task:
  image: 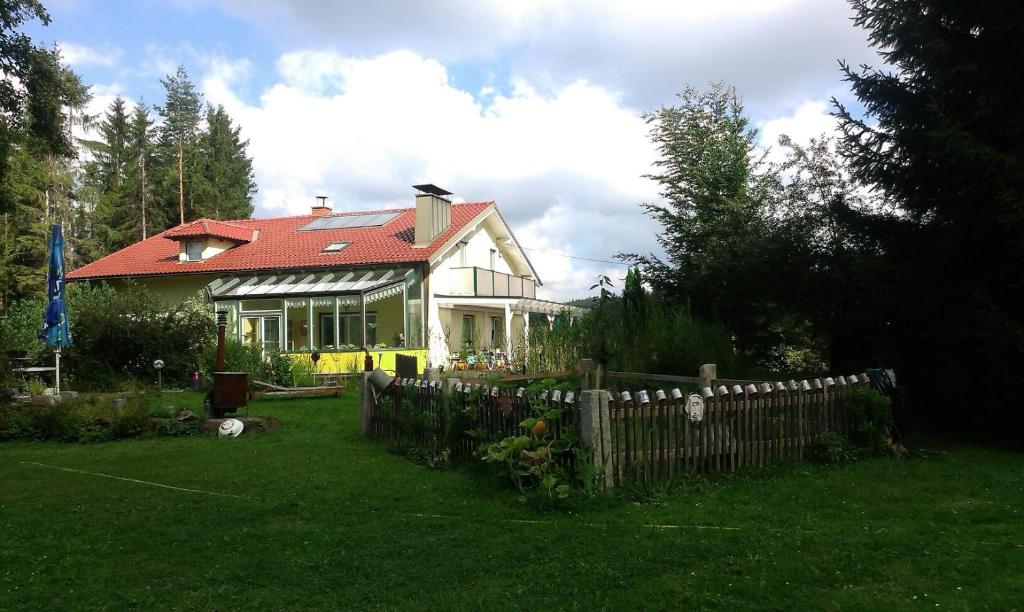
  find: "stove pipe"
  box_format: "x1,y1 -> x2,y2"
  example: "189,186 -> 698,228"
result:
215,311 -> 227,372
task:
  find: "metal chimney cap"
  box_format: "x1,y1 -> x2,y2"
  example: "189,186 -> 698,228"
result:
412,184 -> 452,197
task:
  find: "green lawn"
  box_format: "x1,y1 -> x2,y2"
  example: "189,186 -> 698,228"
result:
1,394 -> 1021,610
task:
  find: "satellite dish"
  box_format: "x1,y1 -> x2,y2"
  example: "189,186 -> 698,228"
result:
218,418 -> 244,438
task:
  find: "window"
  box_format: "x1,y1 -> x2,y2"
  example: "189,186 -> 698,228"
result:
489,248 -> 496,270
335,313 -> 360,347
322,241 -> 349,253
186,241 -> 203,261
462,314 -> 475,347
331,313 -> 377,347
490,315 -> 503,347
365,313 -> 377,346
458,241 -> 468,267
319,313 -> 335,347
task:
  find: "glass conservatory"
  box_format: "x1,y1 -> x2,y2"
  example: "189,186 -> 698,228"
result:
206,267 -> 425,371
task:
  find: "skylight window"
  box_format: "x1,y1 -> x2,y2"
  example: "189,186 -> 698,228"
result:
323,241 -> 350,253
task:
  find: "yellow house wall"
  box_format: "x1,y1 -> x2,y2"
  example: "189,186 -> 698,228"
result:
370,293 -> 405,348
288,348 -> 427,376
103,275 -> 216,306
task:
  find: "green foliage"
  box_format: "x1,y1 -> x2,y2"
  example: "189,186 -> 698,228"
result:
0,391 -> 200,443
834,1 -> 1024,429
479,396 -> 577,498
0,1 -> 81,197
24,376 -> 45,395
509,309 -> 592,373
196,105 -> 256,220
610,299 -> 748,376
0,282 -> 215,390
200,338 -> 299,388
845,387 -> 894,456
621,84 -> 875,375
65,283 -> 214,390
289,357 -> 316,387
806,432 -> 858,465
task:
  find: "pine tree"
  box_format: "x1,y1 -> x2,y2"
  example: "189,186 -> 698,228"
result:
198,104 -> 255,220
156,65 -> 202,226
834,0 -> 1024,427
124,102 -> 156,241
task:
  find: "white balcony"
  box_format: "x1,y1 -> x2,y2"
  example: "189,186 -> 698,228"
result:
448,267 -> 537,298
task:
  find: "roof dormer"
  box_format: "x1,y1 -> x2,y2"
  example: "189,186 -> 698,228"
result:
164,219 -> 254,263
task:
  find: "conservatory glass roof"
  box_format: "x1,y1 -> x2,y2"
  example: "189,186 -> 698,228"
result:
206,268 -> 410,299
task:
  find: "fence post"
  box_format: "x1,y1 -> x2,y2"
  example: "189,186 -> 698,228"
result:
579,358 -> 594,389
699,363 -> 717,390
441,378 -> 455,443
359,372 -> 373,436
580,389 -> 614,490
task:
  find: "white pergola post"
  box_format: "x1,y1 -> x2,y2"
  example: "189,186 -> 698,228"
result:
281,298 -> 288,351
402,282 -> 409,348
360,292 -> 367,348
503,302 -> 512,352
307,299 -> 315,350
333,296 -> 340,349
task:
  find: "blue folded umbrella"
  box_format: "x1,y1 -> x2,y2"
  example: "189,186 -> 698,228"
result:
39,224 -> 71,348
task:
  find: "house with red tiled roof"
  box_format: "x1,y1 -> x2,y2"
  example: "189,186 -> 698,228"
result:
68,185 -> 578,373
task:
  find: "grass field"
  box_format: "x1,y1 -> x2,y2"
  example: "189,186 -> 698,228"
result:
1,393 -> 1021,610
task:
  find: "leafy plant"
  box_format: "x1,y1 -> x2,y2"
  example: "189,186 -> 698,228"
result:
479,396 -> 574,498
845,387 -> 894,456
806,432 -> 858,465
25,377 -> 46,396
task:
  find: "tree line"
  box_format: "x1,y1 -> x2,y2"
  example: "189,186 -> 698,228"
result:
625,0 -> 1023,431
0,0 -> 255,309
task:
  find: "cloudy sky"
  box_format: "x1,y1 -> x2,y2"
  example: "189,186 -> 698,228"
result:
31,0 -> 877,300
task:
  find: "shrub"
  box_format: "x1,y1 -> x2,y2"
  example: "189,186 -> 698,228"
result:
806,432 -> 858,464
0,282 -> 216,391
0,392 -> 199,443
846,387 -> 895,455
200,339 -> 304,388
64,283 -> 215,391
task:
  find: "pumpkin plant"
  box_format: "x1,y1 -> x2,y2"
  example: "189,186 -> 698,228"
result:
480,400 -> 573,498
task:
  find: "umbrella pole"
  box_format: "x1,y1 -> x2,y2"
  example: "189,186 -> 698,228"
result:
55,347 -> 60,395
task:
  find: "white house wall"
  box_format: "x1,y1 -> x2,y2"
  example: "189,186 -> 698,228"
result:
426,211 -> 533,367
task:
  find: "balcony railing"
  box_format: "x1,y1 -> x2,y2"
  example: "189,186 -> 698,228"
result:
449,267 -> 536,298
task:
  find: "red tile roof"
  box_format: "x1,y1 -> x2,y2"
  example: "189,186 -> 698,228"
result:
163,219 -> 254,243
68,202 -> 494,280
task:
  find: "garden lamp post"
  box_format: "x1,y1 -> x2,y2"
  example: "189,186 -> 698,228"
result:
154,359 -> 164,389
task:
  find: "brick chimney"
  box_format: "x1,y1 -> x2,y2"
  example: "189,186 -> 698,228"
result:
311,195 -> 332,216
413,184 -> 452,247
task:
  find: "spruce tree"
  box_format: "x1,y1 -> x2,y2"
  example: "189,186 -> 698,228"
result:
835,0 -> 1024,427
198,104 -> 255,220
82,96 -> 132,253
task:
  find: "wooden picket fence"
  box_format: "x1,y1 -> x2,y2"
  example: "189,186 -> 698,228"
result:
362,368 -> 877,488
367,379 -> 581,458
605,378 -> 862,486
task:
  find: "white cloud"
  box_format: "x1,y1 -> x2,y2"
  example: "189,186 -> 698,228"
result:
757,99 -> 841,162
200,49 -> 660,301
219,0 -> 876,114
58,42 -> 121,67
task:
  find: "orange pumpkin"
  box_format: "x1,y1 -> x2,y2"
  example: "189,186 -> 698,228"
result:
533,419 -> 548,437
